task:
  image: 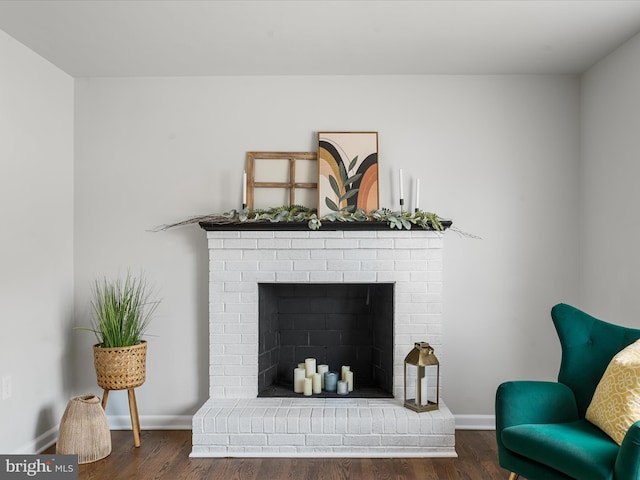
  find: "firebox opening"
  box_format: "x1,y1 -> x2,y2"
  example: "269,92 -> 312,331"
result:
258,283 -> 394,398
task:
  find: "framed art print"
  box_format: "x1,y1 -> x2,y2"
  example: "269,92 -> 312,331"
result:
317,132 -> 379,218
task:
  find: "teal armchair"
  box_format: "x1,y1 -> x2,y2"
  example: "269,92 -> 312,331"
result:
496,303 -> 640,480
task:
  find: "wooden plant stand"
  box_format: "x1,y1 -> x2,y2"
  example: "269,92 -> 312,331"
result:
101,388 -> 141,447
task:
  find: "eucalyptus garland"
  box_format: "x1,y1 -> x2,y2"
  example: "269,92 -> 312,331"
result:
220,205 -> 446,231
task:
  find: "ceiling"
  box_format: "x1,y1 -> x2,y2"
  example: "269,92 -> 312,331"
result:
1,0 -> 640,77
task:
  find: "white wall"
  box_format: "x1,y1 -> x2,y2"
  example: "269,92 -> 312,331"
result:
74,75 -> 580,420
580,32 -> 640,323
0,30 -> 74,453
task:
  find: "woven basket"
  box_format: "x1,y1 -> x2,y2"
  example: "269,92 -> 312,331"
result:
57,394 -> 111,463
93,341 -> 147,390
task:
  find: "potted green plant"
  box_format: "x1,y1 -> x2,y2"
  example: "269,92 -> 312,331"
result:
82,271 -> 159,390
77,271 -> 159,447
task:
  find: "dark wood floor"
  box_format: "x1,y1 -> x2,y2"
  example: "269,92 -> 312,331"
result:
45,430 -> 509,480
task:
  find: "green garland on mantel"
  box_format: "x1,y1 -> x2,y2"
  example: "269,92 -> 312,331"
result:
155,205 -> 450,232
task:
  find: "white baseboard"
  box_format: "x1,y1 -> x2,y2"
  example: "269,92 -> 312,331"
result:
454,414 -> 496,430
15,426 -> 59,455
106,414 -> 192,430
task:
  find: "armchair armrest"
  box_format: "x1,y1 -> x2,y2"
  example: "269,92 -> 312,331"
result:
615,421 -> 640,480
496,381 -> 579,431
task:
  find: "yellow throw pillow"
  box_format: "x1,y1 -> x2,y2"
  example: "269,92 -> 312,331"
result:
586,339 -> 640,445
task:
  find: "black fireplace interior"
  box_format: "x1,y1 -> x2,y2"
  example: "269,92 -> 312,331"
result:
258,283 -> 394,398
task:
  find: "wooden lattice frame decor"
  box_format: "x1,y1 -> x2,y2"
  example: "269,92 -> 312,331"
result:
246,152 -> 317,210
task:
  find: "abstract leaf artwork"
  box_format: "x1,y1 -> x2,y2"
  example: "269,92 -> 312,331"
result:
317,132 -> 379,218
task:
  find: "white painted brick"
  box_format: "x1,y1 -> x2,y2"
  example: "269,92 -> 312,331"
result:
394,260 -> 428,272
224,344 -> 256,355
223,365 -> 255,376
259,260 -> 293,272
343,271 -> 377,283
209,260 -> 225,271
291,239 -> 325,249
347,408 -> 360,433
323,408 -> 336,434
311,407 -> 324,434
313,230 -> 344,238
361,260 -> 394,271
275,271 -> 310,282
237,231 -> 275,239
276,250 -> 310,260
275,409 -> 288,433
394,238 -> 429,249
305,434 -> 343,446
241,271 -> 276,282
192,434 -> 230,446
335,408 -> 348,434
207,238 -> 223,249
311,249 -> 344,260
381,435 -> 418,446
257,238 -> 292,249
210,271 -> 242,282
309,271 -> 343,282
325,239 -> 359,249
428,260 -> 443,271
292,260 -> 327,271
243,249 -> 277,261
343,230 -> 376,238
223,323 -> 255,334
223,282 -> 255,293
327,260 -> 360,271
223,239 -> 258,249
208,231 -> 240,239
428,237 -> 444,248
343,435 -> 381,446
271,231 -> 311,238
287,408 -> 300,433
223,386 -> 256,398
358,238 -> 394,249
377,271 -> 410,282
210,332 -> 242,344
267,434 -> 306,446
298,408 -> 312,433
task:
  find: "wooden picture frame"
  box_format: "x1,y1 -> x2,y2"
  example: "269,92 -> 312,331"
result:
317,132 -> 379,218
246,152 -> 317,210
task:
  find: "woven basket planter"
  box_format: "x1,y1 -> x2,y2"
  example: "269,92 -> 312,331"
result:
57,394 -> 111,463
93,341 -> 147,390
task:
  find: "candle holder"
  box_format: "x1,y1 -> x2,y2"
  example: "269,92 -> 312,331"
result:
404,342 -> 440,412
400,198 -> 405,212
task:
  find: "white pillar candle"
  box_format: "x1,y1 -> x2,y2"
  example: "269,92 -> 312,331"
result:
298,363 -> 305,369
294,367 -> 306,394
305,358 -> 316,378
415,178 -> 420,211
337,380 -> 348,395
345,370 -> 354,392
303,378 -> 312,396
312,373 -> 322,394
242,170 -> 247,206
399,169 -> 404,201
317,364 -> 329,388
341,365 -> 350,381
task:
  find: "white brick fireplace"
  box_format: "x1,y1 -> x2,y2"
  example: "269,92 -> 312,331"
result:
191,226 -> 456,457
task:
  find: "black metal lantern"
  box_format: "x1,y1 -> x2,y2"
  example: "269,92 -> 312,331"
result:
404,342 -> 440,412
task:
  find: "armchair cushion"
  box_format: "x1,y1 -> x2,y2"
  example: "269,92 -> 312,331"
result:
586,338 -> 640,445
502,420 -> 618,480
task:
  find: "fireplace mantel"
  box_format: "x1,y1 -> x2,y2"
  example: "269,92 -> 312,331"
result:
199,219 -> 452,231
